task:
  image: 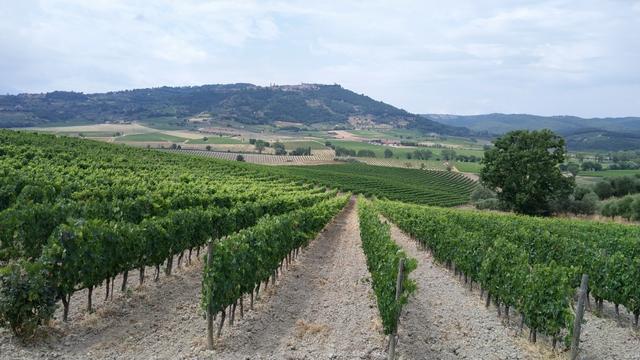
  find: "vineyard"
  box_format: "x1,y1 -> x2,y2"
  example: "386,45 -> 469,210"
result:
174,148 -> 335,164
1,130 -> 637,359
0,130 -> 344,337
376,199 -> 640,346
271,163 -> 478,206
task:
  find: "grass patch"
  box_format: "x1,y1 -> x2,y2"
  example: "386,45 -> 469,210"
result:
281,140 -> 327,150
188,136 -> 242,144
454,161 -> 483,173
116,133 -> 188,142
579,169 -> 640,178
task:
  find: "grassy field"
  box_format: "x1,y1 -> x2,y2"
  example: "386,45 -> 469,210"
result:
281,140 -> 327,150
60,131 -> 120,137
116,133 -> 189,142
330,140 -> 485,159
270,163 -> 478,206
579,169 -> 640,178
188,136 -> 243,144
454,161 -> 483,173
354,158 -> 446,170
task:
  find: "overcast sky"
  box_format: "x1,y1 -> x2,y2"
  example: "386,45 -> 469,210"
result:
1,0 -> 639,117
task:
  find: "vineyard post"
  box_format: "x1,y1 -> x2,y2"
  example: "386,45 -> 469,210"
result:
570,274 -> 589,360
388,258 -> 405,360
206,240 -> 214,350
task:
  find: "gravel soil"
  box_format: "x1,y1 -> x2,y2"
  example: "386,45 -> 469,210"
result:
385,218 -> 640,360
210,197 -> 386,359
0,198 -> 387,359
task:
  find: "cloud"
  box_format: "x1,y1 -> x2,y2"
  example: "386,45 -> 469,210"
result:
0,0 -> 638,117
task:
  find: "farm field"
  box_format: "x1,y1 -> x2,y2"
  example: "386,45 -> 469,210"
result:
579,169 -> 640,178
353,157 -> 447,170
281,140 -> 327,150
454,161 -> 483,173
26,123 -> 157,135
330,139 -> 485,159
175,148 -> 335,165
187,136 -> 243,144
270,163 -> 478,206
115,132 -> 189,142
1,129 -> 636,360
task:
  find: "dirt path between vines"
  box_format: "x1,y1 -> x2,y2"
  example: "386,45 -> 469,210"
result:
0,198 -> 387,359
210,197 -> 386,359
386,218 -> 640,360
386,219 -> 549,360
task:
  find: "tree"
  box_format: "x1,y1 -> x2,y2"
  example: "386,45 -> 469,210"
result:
441,149 -> 457,161
384,148 -> 393,158
236,155 -> 245,162
566,163 -> 580,176
273,142 -> 287,155
356,149 -> 376,157
255,140 -> 266,154
581,161 -> 602,171
480,130 -> 574,216
594,181 -> 614,199
206,145 -> 212,151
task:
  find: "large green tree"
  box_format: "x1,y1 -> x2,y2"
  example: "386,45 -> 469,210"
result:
480,129 -> 574,215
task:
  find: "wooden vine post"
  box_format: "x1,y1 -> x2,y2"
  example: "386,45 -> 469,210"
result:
206,239 -> 215,350
570,274 -> 589,360
388,258 -> 405,360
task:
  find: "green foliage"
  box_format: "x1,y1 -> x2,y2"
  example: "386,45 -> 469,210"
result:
521,264 -> 574,340
0,84 -> 468,136
335,146 -> 357,157
0,260 -> 57,337
600,194 -> 640,220
356,149 -> 376,157
440,149 -> 456,161
481,130 -> 575,215
581,161 -> 602,171
0,129 -> 345,336
273,142 -> 287,155
270,163 -> 477,206
593,180 -> 614,199
357,198 -> 416,334
289,147 -> 311,156
377,199 -> 640,337
470,185 -> 496,203
202,196 -> 349,314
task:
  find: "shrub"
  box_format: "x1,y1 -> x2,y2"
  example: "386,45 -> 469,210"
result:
0,260 -> 57,337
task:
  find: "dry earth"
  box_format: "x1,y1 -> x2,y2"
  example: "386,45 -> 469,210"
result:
27,123 -> 156,135
0,198 -> 386,359
2,200 -> 636,359
385,218 -> 640,360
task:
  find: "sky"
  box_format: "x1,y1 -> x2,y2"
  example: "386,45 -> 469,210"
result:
1,0 -> 639,117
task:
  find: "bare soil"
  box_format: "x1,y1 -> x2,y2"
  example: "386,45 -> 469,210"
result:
385,217 -> 640,360
0,198 -> 386,359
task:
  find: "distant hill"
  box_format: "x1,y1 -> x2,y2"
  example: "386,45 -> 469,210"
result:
561,128 -> 640,151
0,83 -> 471,136
425,113 -> 640,134
425,113 -> 640,151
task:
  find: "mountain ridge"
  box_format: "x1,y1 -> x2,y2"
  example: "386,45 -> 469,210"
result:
0,83 -> 472,136
424,113 -> 640,134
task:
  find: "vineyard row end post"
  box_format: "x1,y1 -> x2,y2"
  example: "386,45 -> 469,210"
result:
388,258 -> 405,360
570,274 -> 589,360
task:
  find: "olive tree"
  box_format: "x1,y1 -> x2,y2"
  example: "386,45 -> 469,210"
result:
480,130 -> 574,216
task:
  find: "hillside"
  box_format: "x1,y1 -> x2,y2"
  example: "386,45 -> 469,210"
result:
0,84 -> 471,136
427,113 -> 640,151
426,113 -> 640,134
